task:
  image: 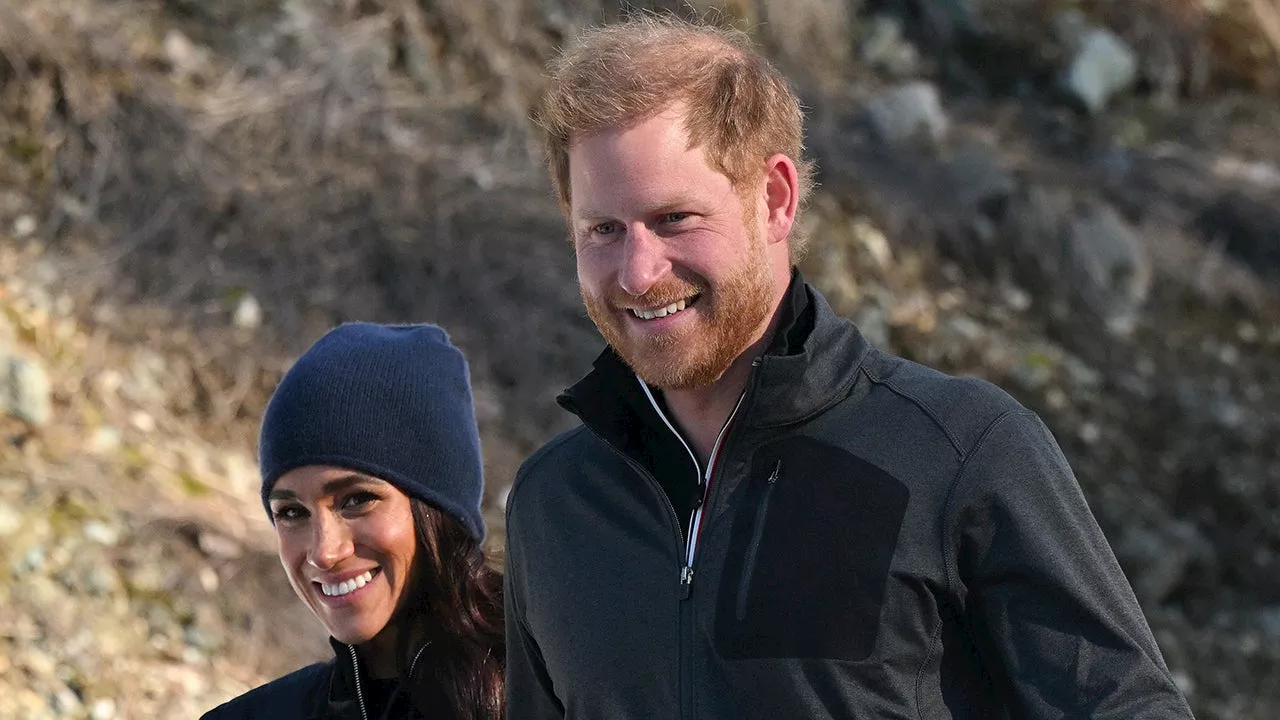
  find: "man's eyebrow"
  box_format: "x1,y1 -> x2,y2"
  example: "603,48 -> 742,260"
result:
574,196 -> 703,223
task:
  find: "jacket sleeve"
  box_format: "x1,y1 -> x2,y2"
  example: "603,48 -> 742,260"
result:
504,494 -> 566,719
946,410 -> 1194,719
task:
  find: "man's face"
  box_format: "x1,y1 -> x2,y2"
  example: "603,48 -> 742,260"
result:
568,105 -> 777,390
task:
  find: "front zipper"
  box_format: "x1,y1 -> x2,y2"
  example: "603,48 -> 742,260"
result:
636,377 -> 709,598
571,357 -> 766,720
737,459 -> 781,620
346,644 -> 370,720
637,374 -> 750,599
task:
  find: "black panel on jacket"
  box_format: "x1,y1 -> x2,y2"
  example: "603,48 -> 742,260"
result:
716,435 -> 911,661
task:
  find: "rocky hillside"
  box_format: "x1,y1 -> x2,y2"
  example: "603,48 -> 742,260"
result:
1,0 -> 1278,717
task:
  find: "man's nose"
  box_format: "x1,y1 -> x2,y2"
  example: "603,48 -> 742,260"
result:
307,513 -> 354,570
618,226 -> 671,297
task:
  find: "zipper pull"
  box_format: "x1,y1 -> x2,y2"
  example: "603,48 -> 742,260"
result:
679,565 -> 694,599
767,459 -> 781,484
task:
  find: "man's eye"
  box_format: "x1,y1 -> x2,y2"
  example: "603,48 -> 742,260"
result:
660,212 -> 691,224
592,221 -> 620,236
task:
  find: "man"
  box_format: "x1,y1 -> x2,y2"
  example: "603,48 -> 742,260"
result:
503,14 -> 1194,720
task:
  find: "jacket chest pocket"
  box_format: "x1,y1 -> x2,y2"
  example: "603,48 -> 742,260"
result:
714,437 -> 910,662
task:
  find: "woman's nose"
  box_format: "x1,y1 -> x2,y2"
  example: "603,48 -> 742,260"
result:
306,513 -> 354,570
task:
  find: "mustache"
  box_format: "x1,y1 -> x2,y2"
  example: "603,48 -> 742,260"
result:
605,278 -> 703,308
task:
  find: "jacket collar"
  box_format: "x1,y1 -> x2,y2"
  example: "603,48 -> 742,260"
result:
317,638 -> 365,720
748,279 -> 870,428
559,269 -> 871,437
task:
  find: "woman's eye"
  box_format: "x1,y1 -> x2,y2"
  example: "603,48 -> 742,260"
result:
342,491 -> 379,510
272,504 -> 307,522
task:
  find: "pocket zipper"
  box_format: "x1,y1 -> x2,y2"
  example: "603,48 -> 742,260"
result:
736,459 -> 781,621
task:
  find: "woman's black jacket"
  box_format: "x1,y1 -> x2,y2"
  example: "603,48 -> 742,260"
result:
200,638 -> 424,720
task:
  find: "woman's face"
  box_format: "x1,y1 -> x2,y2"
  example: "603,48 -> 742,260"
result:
268,466 -> 419,649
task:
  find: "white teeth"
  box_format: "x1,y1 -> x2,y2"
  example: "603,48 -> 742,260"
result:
321,570 -> 374,597
634,299 -> 688,320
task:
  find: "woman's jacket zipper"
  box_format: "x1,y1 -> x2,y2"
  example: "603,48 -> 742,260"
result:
346,644 -> 370,720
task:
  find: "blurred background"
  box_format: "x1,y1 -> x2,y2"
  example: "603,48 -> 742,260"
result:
0,0 -> 1277,716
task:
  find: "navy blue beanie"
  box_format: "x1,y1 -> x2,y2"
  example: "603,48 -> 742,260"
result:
258,322 -> 486,541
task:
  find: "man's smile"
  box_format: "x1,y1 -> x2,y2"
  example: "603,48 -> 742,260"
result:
627,294 -> 701,321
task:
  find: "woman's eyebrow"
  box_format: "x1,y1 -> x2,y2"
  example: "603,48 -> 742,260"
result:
267,473 -> 375,502
321,473 -> 375,495
267,487 -> 297,501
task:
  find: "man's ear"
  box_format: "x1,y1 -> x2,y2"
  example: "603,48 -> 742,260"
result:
762,153 -> 799,244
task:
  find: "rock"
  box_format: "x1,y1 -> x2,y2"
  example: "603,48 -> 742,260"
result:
16,646 -> 57,679
1117,520 -> 1214,605
233,293 -> 262,330
944,315 -> 985,343
130,410 -> 156,433
1077,422 -> 1101,444
942,145 -> 1015,212
1064,204 -> 1151,335
0,189 -> 28,216
199,566 -> 219,592
197,532 -> 242,560
16,545 -> 46,575
859,15 -> 919,78
1211,398 -> 1245,429
1260,606 -> 1280,642
162,29 -> 208,77
854,306 -> 891,347
84,565 -> 122,596
1212,155 -> 1280,191
90,698 -> 117,720
3,353 -> 53,427
12,215 -> 37,239
126,563 -> 168,595
83,521 -> 121,547
1009,350 -> 1054,392
13,688 -> 51,720
122,350 -> 169,406
1194,192 -> 1280,277
1172,671 -> 1196,698
1062,25 -> 1138,114
1060,355 -> 1102,390
865,82 -> 949,146
999,283 -> 1031,312
88,426 -> 122,455
0,504 -> 22,536
851,218 -> 893,269
51,683 -> 83,715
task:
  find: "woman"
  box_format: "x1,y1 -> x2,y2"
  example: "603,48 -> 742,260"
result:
202,322 -> 504,719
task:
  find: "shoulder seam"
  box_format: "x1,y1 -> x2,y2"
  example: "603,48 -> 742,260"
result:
938,408 -> 1038,598
860,359 -> 967,460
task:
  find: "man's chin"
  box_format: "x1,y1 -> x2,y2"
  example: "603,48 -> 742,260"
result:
626,351 -> 729,391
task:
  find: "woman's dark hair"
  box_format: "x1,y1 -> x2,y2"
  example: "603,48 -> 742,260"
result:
396,499 -> 505,719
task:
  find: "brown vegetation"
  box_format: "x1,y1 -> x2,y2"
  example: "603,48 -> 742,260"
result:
1,0 -> 1279,717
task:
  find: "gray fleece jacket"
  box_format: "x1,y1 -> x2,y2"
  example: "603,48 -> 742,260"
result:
504,277 -> 1194,719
